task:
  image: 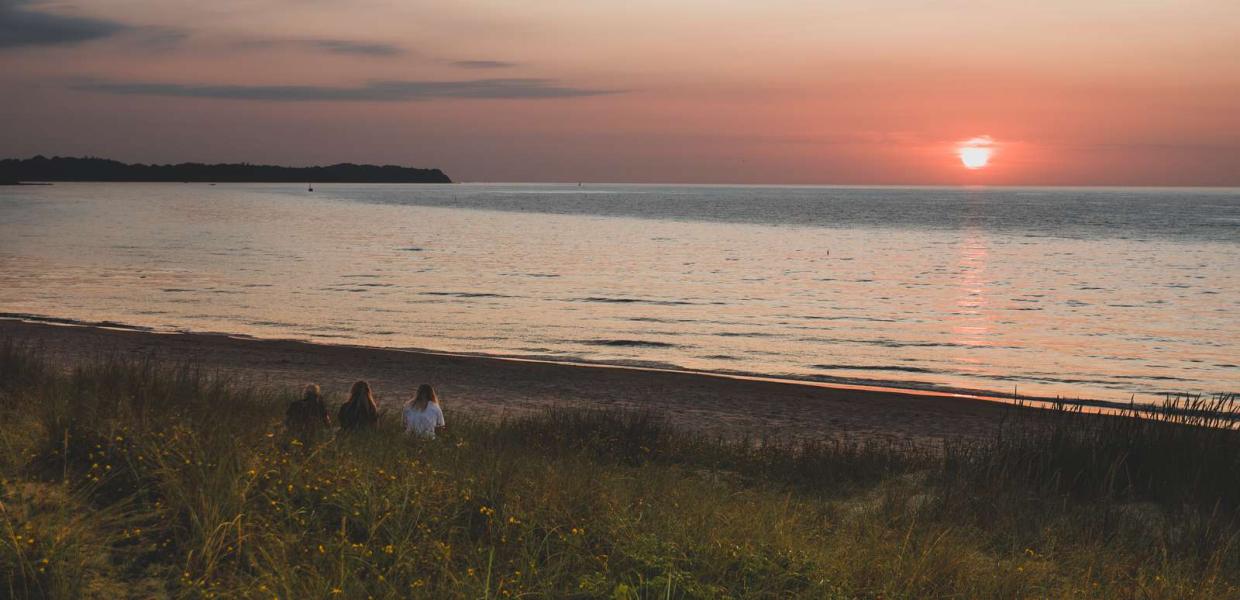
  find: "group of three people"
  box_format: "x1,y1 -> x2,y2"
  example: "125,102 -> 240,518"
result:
285,380 -> 446,440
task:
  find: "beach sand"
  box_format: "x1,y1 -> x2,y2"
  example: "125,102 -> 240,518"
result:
0,319 -> 1020,444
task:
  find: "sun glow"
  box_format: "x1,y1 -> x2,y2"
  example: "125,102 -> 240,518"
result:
957,136 -> 995,170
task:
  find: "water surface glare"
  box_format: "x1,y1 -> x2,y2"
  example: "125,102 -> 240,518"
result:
1,182 -> 1237,402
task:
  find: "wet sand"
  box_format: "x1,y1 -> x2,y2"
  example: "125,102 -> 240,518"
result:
0,319 -> 1022,444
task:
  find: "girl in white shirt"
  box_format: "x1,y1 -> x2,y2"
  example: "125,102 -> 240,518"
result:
403,384 -> 445,438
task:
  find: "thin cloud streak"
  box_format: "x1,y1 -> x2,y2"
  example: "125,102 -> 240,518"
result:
453,60 -> 518,69
0,0 -> 127,48
239,37 -> 405,56
308,39 -> 402,56
73,78 -> 620,101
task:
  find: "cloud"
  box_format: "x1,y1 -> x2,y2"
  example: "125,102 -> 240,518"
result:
74,78 -> 620,101
453,60 -> 518,69
307,39 -> 402,56
133,27 -> 189,50
239,37 -> 404,57
0,0 -> 127,48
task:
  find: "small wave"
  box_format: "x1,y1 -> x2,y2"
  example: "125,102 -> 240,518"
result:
420,292 -> 515,299
575,296 -> 697,306
309,325 -> 354,333
578,339 -> 681,348
247,320 -> 299,328
1112,374 -> 1194,382
1001,372 -> 1144,386
867,339 -> 971,349
606,359 -> 684,370
0,313 -> 155,332
799,373 -> 942,390
714,331 -> 780,338
814,363 -> 936,374
501,272 -> 560,278
796,315 -> 901,323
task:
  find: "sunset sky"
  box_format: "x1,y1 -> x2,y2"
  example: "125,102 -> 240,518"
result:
2,0 -> 1238,185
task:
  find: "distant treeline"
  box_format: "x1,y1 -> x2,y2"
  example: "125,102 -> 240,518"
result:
0,156 -> 452,184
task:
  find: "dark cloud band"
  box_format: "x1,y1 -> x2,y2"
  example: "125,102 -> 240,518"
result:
74,78 -> 618,101
0,0 -> 127,48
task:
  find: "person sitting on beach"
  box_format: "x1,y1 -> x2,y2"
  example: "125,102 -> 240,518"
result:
338,380 -> 380,431
402,384 -> 446,439
285,383 -> 331,441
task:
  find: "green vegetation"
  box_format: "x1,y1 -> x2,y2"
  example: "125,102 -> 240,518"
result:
1,341 -> 1238,599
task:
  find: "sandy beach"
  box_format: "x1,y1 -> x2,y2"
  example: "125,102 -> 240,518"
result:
0,318 -> 1023,444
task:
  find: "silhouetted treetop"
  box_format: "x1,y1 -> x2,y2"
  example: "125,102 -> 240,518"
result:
0,155 -> 452,183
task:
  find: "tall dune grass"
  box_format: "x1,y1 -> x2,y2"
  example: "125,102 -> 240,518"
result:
1,340 -> 1237,598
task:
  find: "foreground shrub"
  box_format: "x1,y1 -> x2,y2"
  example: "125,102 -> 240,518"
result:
0,341 -> 1237,598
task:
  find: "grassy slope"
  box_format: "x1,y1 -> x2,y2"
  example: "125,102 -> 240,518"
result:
1,341 -> 1238,599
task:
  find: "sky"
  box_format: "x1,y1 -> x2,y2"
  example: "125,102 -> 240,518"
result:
1,0 -> 1238,185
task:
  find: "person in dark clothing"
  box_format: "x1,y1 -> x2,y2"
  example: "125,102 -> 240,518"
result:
338,380 -> 380,431
285,383 -> 331,443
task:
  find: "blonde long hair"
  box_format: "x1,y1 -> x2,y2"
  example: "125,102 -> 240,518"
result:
408,384 -> 440,411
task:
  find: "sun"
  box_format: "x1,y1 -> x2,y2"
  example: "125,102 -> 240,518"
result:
956,136 -> 995,170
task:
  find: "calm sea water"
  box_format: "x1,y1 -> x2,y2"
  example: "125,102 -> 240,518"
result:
1,182 -> 1236,402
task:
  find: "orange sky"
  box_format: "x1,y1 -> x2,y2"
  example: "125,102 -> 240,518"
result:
2,0 -> 1238,184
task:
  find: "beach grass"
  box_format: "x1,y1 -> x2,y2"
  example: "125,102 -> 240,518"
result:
1,340 -> 1238,598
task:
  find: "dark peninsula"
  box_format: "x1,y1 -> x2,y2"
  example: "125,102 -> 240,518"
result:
0,155 -> 452,184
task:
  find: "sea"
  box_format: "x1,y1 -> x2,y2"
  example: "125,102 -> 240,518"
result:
1,182 -> 1236,403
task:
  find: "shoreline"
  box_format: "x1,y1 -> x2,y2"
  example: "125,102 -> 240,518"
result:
1,312 -> 1153,411
0,318 -> 1034,444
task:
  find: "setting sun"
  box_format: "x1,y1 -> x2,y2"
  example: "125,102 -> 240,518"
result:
957,136 -> 995,169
